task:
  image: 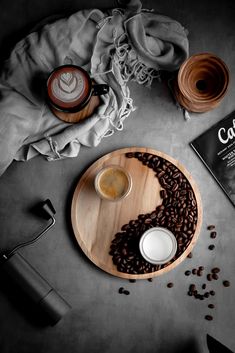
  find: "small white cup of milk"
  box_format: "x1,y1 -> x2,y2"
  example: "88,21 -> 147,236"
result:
139,227 -> 177,265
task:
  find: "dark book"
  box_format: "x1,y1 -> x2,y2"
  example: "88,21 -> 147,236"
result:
190,111 -> 235,207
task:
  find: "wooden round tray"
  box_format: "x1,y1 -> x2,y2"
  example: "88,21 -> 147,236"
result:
71,147 -> 203,279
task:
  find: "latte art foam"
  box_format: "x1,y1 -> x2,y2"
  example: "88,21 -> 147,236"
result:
51,71 -> 85,103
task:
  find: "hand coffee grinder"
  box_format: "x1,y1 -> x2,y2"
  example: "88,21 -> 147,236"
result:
0,199 -> 71,325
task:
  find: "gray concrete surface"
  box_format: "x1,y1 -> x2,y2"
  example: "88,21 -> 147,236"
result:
0,1 -> 235,353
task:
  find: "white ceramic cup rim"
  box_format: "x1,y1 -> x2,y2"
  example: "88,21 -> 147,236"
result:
139,227 -> 177,265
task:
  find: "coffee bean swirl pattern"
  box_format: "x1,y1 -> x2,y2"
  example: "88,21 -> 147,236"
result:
109,152 -> 198,275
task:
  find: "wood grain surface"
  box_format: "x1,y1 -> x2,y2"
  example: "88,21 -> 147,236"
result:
174,53 -> 229,113
71,147 -> 203,279
51,94 -> 100,123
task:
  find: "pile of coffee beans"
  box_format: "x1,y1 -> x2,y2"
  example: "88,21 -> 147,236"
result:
109,151 -> 198,275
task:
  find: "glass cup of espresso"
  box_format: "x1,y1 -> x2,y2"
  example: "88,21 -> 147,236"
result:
94,165 -> 132,201
47,65 -> 109,113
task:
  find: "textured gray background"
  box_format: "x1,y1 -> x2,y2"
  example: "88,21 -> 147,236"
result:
0,0 -> 235,352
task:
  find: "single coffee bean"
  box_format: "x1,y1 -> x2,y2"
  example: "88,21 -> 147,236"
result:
118,287 -> 124,294
187,252 -> 193,258
185,270 -> 191,276
204,292 -> 210,298
160,189 -> 167,199
208,244 -> 215,250
147,278 -> 153,282
207,225 -> 215,230
205,315 -> 213,321
158,171 -> 165,178
202,284 -> 206,290
126,152 -> 134,158
199,266 -> 204,271
129,279 -> 136,283
208,304 -> 215,309
197,270 -> 203,277
123,290 -> 130,295
150,212 -> 157,219
211,267 -> 220,273
122,248 -> 128,256
212,273 -> 218,280
223,280 -> 230,287
173,172 -> 180,179
207,274 -> 212,281
210,290 -> 215,296
210,231 -> 217,239
167,282 -> 174,288
192,269 -> 197,275
144,218 -> 152,224
189,284 -> 196,292
134,152 -> 143,159
172,183 -> 178,192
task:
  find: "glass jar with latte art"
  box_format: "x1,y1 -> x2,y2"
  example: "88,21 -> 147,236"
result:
47,65 -> 109,113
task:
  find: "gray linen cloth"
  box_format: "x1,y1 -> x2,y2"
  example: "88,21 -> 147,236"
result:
0,0 -> 189,175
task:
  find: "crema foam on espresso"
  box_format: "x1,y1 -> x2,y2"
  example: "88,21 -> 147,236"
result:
96,167 -> 130,201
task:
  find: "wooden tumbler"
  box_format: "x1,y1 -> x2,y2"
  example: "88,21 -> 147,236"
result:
174,53 -> 229,113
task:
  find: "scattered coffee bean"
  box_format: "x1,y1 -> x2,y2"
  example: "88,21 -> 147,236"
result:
199,266 -> 204,271
211,267 -> 220,273
204,292 -> 210,298
207,274 -> 212,281
192,269 -> 197,275
118,287 -> 124,294
123,290 -> 130,295
205,315 -> 213,321
167,282 -> 174,288
208,244 -> 215,250
189,284 -> 196,292
185,270 -> 191,276
212,273 -> 218,280
197,270 -> 203,277
188,291 -> 193,296
147,278 -> 153,282
207,225 -> 215,230
187,252 -> 193,258
208,304 -> 215,309
223,280 -> 230,287
210,231 -> 217,239
129,279 -> 136,283
210,290 -> 215,296
202,283 -> 206,290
